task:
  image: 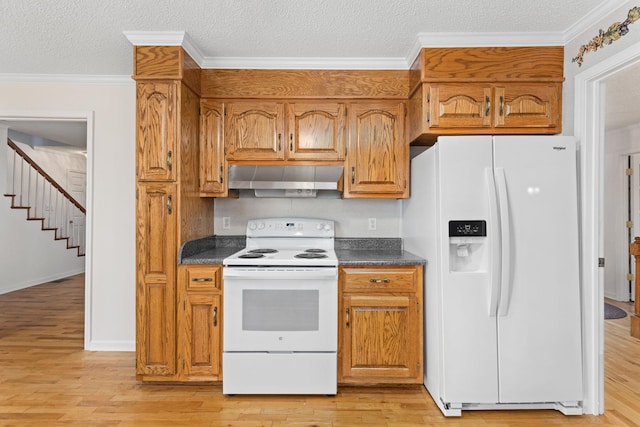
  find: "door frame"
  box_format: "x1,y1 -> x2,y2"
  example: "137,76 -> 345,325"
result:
631,153 -> 640,302
574,41 -> 640,415
0,109 -> 94,350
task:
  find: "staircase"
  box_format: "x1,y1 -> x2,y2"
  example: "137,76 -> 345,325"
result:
4,139 -> 86,256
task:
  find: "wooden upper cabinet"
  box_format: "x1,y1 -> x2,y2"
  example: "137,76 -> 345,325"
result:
221,101 -> 346,163
225,102 -> 285,161
493,84 -> 560,129
286,103 -> 346,161
344,102 -> 408,198
408,47 -> 565,145
425,83 -> 560,132
199,101 -> 228,196
136,82 -> 178,181
427,84 -> 492,129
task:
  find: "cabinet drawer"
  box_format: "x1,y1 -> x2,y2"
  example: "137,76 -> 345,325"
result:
184,265 -> 221,291
340,266 -> 417,292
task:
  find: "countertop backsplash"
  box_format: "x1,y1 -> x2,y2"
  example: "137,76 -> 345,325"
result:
213,195 -> 402,237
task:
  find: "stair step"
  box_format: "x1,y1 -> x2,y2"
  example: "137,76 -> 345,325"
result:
5,184 -> 85,257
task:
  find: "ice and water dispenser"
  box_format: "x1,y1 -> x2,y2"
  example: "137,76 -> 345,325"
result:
448,220 -> 487,272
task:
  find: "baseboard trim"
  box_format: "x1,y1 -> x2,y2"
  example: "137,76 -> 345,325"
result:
85,340 -> 135,352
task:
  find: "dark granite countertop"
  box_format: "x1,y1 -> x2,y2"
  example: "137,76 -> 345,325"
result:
334,238 -> 424,266
178,236 -> 244,265
178,236 -> 425,266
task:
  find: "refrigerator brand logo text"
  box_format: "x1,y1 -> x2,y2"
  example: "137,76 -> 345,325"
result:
552,146 -> 567,151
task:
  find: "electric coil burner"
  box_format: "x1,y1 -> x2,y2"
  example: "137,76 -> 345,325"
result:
222,218 -> 338,395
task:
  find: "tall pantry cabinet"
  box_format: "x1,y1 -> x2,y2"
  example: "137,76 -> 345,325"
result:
134,46 -> 214,381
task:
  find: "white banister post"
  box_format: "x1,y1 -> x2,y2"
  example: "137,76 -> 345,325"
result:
0,125 -> 8,195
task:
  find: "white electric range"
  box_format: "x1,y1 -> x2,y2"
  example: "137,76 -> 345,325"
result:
222,218 -> 338,395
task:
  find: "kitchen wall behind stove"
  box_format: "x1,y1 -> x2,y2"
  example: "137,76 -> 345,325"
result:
214,193 -> 402,237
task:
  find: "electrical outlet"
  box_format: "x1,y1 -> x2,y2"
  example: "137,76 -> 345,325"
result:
368,218 -> 377,231
222,217 -> 231,230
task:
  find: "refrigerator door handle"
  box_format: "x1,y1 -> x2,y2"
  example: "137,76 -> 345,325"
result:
495,167 -> 512,316
486,167 -> 501,317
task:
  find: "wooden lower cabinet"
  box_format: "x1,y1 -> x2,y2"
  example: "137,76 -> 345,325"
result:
136,182 -> 177,379
338,265 -> 423,384
177,265 -> 223,381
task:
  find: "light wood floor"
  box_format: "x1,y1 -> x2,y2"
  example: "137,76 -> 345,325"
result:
1,275 -> 639,426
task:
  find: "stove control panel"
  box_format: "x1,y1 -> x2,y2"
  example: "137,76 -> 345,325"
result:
246,218 -> 334,238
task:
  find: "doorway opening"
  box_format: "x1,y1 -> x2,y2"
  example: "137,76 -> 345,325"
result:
0,111 -> 93,349
575,41 -> 640,415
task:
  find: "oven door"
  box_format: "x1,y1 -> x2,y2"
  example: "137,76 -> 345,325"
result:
223,267 -> 337,352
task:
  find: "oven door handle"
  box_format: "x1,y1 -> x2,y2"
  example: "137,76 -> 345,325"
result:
223,267 -> 338,280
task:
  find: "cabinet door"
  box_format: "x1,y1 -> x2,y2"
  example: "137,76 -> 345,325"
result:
181,293 -> 221,378
136,182 -> 177,377
225,102 -> 285,161
286,103 -> 346,161
136,82 -> 177,181
178,265 -> 222,379
345,102 -> 408,198
200,101 -> 228,196
494,83 -> 560,129
427,84 -> 492,129
341,294 -> 420,382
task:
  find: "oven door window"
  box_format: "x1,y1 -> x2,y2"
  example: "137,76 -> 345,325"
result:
242,289 -> 319,331
223,270 -> 337,352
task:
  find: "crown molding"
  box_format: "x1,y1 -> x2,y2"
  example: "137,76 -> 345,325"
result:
122,30 -> 206,65
122,27 -> 591,71
0,74 -> 133,84
122,30 -> 185,46
200,56 -> 409,70
563,0 -> 626,44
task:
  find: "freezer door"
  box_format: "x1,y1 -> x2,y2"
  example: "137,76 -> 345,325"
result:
437,136 -> 500,404
493,136 -> 583,403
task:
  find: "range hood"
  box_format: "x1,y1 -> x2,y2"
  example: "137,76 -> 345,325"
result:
228,165 -> 344,197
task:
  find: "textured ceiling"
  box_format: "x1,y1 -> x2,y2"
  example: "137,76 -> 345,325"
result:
2,0 -> 606,75
1,0 -> 637,136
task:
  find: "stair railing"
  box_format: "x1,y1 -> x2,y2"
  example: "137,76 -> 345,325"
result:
4,138 -> 86,256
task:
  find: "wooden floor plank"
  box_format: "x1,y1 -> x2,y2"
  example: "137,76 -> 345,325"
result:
1,275 -> 639,426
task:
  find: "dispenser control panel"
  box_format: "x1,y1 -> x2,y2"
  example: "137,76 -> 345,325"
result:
448,220 -> 486,237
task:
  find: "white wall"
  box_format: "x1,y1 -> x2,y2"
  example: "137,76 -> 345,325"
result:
214,193 -> 402,237
603,123 -> 640,300
0,196 -> 86,293
0,79 -> 136,350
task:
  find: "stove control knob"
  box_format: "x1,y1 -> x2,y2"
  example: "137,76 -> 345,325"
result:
248,222 -> 257,231
316,223 -> 323,230
257,222 -> 265,230
324,223 -> 332,231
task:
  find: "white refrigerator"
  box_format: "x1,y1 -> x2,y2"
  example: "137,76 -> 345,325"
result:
402,136 -> 583,416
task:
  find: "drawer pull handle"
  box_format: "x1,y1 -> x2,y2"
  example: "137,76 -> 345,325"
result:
192,277 -> 213,282
213,306 -> 218,327
369,278 -> 391,283
346,308 -> 350,328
